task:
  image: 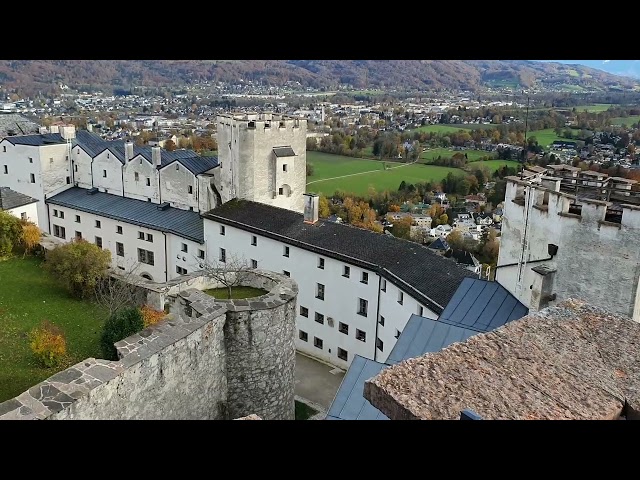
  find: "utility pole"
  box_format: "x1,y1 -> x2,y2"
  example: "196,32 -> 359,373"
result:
521,93 -> 530,164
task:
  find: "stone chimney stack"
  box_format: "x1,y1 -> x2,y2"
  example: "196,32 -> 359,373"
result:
152,146 -> 162,168
303,193 -> 319,224
124,141 -> 134,162
59,125 -> 76,140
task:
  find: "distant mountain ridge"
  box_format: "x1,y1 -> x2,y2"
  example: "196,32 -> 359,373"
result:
0,60 -> 637,96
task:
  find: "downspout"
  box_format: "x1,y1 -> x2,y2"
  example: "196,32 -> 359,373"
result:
46,202 -> 51,235
90,156 -> 94,188
374,272 -> 382,362
162,232 -> 168,282
121,160 -> 125,197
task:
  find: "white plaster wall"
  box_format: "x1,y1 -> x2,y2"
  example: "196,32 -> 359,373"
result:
159,162 -> 198,210
0,140 -> 70,233
497,179 -> 640,320
202,217 -> 430,368
377,280 -> 438,363
166,234 -> 206,281
5,202 -> 39,227
123,155 -> 160,203
71,146 -> 95,189
91,149 -> 123,195
197,173 -> 220,214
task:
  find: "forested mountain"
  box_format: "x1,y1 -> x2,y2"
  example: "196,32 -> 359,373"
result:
0,60 -> 637,97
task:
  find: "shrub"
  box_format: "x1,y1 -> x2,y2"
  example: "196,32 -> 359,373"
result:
21,222 -> 41,255
0,211 -> 23,257
140,304 -> 165,328
43,239 -> 112,298
100,307 -> 145,360
28,320 -> 67,368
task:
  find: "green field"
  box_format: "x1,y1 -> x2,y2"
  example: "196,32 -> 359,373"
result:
573,104 -> 614,112
414,123 -> 495,134
469,160 -> 520,172
421,148 -> 495,162
307,151 -> 389,181
527,128 -> 575,148
307,163 -> 465,197
0,256 -> 108,403
610,115 -> 640,127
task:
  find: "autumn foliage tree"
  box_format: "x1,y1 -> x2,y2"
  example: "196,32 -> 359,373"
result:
44,239 -> 112,299
0,211 -> 23,257
21,222 -> 41,255
29,320 -> 67,368
318,195 -> 331,218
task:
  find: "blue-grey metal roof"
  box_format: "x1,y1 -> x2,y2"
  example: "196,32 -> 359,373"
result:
0,187 -> 38,210
428,237 -> 449,251
385,314 -> 478,365
46,187 -> 204,243
161,156 -> 219,175
438,278 -> 529,333
325,355 -> 390,420
5,133 -> 65,146
273,146 -> 296,157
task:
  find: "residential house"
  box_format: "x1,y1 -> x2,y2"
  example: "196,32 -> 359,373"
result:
429,223 -> 452,238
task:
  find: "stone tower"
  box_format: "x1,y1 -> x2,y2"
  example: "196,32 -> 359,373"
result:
216,113 -> 307,213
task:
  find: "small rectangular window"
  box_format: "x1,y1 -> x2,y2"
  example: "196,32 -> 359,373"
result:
181,243 -> 188,253
138,231 -> 145,240
358,298 -> 368,317
95,236 -> 102,248
315,312 -> 324,324
251,235 -> 257,246
75,231 -> 82,240
95,220 -> 101,228
395,329 -> 401,339
135,172 -> 139,181
300,306 -> 309,317
314,337 -> 323,350
188,185 -> 193,194
418,305 -> 424,316
2,165 -> 6,174
283,246 -> 290,257
356,329 -> 366,342
116,242 -> 124,257
381,278 -> 387,292
29,157 -> 33,163
146,233 -> 153,242
116,225 -> 123,234
220,225 -> 226,235
66,176 -> 70,184
278,187 -> 283,195
343,265 -> 350,278
53,209 -> 58,217
283,164 -> 288,172
398,291 -> 404,305
198,249 -> 205,259
361,272 -> 369,284
219,248 -> 226,262
74,164 -> 78,172
379,315 -> 385,326
316,283 -> 325,300
75,215 -> 80,223
146,177 -> 150,186
376,338 -> 384,352
103,169 -> 107,178
30,173 -> 35,183
338,322 -> 349,335
20,212 -> 27,220
299,330 -> 308,342
251,259 -> 258,269
175,164 -> 179,171
318,257 -> 325,269
59,211 -> 65,219
283,270 -> 290,277
337,347 -> 347,361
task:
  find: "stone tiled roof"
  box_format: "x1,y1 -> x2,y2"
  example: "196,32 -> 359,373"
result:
0,113 -> 40,137
204,199 -> 477,314
364,299 -> 640,420
0,187 -> 38,210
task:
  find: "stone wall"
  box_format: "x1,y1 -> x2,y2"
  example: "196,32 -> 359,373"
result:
0,270 -> 297,420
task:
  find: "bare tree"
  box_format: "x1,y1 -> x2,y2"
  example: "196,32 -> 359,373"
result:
198,252 -> 253,298
94,263 -> 147,318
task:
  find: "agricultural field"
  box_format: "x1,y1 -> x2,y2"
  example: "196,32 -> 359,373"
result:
0,256 -> 108,403
421,148 -> 495,163
414,123 -> 495,134
610,115 -> 640,127
306,151 -> 388,181
526,128 -> 575,148
468,160 -> 520,172
573,104 -> 614,112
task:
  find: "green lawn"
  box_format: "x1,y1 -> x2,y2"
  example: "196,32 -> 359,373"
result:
573,103 -> 614,112
468,160 -> 520,172
203,286 -> 268,299
0,256 -> 109,404
307,163 -> 465,197
307,151 -> 388,181
421,148 -> 495,163
610,115 -> 640,127
414,124 -> 468,134
527,128 -> 575,148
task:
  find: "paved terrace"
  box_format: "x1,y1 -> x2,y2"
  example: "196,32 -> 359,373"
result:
364,299 -> 640,420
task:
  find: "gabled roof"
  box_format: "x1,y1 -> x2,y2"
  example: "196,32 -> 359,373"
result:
46,187 -> 204,243
438,278 -> 528,333
204,200 -> 477,314
160,156 -> 219,175
450,249 -> 477,266
428,237 -> 449,251
0,187 -> 38,210
4,133 -> 65,146
273,146 -> 296,157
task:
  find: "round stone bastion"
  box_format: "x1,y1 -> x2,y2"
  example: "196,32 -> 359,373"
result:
173,269 -> 298,420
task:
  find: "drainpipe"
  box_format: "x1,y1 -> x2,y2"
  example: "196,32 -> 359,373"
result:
374,272 -> 382,362
162,232 -> 168,282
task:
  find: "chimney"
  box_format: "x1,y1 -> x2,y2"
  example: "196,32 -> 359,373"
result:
49,125 -> 59,134
303,193 -> 319,224
529,265 -> 557,311
59,125 -> 76,140
39,126 -> 49,134
124,141 -> 134,162
152,146 -> 162,168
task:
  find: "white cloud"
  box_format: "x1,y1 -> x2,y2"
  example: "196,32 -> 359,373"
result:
603,60 -> 610,63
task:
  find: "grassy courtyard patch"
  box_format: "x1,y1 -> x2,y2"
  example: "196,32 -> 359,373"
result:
0,256 -> 109,404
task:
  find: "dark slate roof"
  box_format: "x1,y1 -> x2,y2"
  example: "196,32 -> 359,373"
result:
161,156 -> 219,175
0,113 -> 40,137
4,133 -> 65,146
273,146 -> 296,157
0,187 -> 38,210
450,249 -> 476,266
438,278 -> 529,333
428,237 -> 449,251
385,314 -> 478,365
325,355 -> 390,420
73,130 -> 111,157
46,187 -> 204,243
203,200 -> 477,314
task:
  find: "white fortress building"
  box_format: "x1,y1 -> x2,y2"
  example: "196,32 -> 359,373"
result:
496,164 -> 640,321
0,112 -> 475,368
